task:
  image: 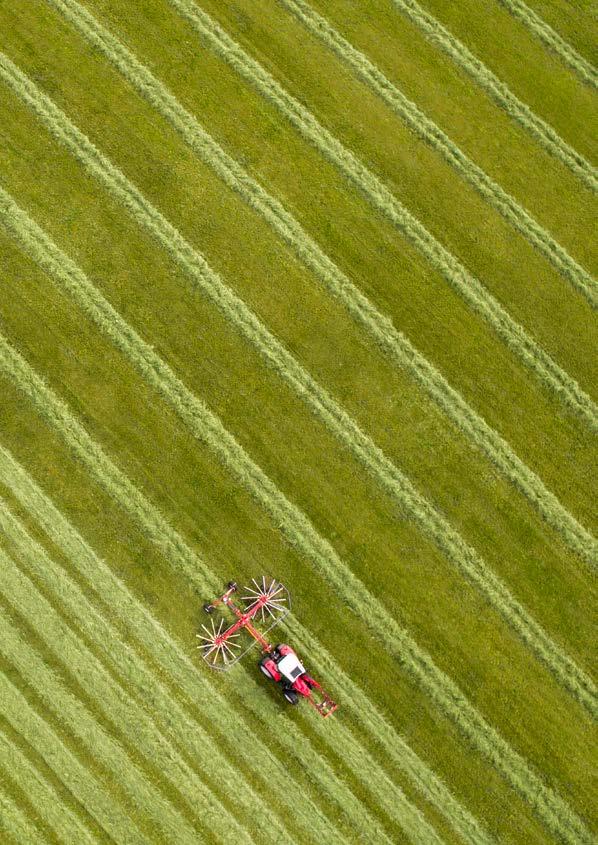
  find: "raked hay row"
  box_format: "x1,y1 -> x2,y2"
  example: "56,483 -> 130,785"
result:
0,1 -> 596,844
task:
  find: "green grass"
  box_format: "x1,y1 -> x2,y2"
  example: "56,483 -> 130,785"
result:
520,0 -> 598,65
0,0 -> 595,843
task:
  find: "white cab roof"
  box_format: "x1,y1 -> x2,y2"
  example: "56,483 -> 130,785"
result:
278,653 -> 305,682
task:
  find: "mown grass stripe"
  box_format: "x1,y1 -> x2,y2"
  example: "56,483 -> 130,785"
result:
0,784 -> 46,845
0,318 -> 590,845
35,0 -> 598,570
281,0 -> 597,306
0,672 -> 146,845
0,501 -> 294,845
164,0 -> 598,425
0,730 -> 98,845
497,0 -> 598,88
0,101 -> 595,718
390,0 -> 598,189
0,555 -> 209,845
0,448 -> 473,845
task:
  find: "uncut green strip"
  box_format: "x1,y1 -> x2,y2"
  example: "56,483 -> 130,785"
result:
0,731 -> 97,845
0,785 -> 46,845
44,0 -> 597,568
0,448 -> 483,845
281,0 -> 596,306
0,671 -> 145,844
0,570 -> 206,845
164,0 -> 597,427
0,121 -> 594,718
0,502 -> 295,845
497,0 -> 598,89
0,329 -> 591,844
390,0 -> 597,189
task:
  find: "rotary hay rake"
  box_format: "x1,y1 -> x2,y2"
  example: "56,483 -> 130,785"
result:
197,577 -> 337,717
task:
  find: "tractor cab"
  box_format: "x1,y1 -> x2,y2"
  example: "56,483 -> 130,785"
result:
277,652 -> 306,684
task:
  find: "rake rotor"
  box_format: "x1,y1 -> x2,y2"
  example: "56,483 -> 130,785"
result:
196,616 -> 242,668
241,576 -> 289,624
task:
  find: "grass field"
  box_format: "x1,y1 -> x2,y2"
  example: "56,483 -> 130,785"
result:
0,1 -> 596,843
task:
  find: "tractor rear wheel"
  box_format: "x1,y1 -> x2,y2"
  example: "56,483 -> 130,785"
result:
283,688 -> 299,705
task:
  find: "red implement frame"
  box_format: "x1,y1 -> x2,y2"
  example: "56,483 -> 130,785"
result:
198,580 -> 290,670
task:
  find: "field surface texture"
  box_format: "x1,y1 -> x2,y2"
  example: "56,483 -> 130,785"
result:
0,1 -> 596,843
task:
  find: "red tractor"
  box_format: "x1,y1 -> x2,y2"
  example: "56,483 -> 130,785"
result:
198,578 -> 337,718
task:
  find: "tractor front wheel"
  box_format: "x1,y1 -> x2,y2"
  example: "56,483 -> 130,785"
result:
259,660 -> 274,680
283,688 -> 299,705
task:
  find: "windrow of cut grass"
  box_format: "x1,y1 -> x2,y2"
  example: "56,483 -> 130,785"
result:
0,447 -> 490,845
0,501 -> 299,845
0,785 -> 45,845
161,0 -> 596,426
0,669 -> 146,844
0,328 -> 592,844
497,0 -> 598,89
0,729 -> 98,845
0,546 -> 240,845
0,110 -> 594,718
41,0 -> 597,573
280,0 -> 596,306
389,0 -> 597,189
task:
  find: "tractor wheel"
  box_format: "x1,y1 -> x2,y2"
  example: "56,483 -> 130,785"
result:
259,660 -> 274,680
283,688 -> 299,705
203,603 -> 214,614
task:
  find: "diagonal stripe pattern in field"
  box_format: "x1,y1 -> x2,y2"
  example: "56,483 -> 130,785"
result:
0,2 -> 593,842
0,444 -> 490,845
0,669 -> 147,844
0,347 -> 431,845
280,0 -> 597,306
1,497 -> 424,845
497,0 -> 598,88
0,115 -> 595,718
0,545 -> 248,845
0,478 -> 437,845
0,473 -> 344,845
40,0 -> 598,569
0,502 -> 300,845
389,0 -> 598,189
162,0 -> 598,426
0,785 -> 46,845
0,730 -> 98,845
0,380 -> 440,843
0,333 -> 592,845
